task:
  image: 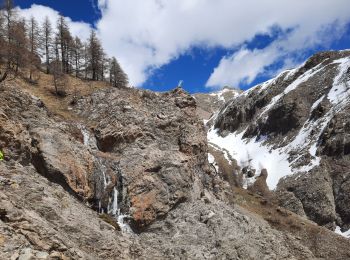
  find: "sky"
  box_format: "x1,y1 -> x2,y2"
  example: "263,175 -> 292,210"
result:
15,0 -> 350,94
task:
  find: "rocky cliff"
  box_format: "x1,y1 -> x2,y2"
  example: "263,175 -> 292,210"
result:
1,66 -> 350,259
208,50 -> 350,233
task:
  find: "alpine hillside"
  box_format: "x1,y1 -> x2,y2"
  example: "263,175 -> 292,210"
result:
206,50 -> 350,234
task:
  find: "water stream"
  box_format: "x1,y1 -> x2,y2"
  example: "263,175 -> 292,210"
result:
108,187 -> 133,233
79,124 -> 133,233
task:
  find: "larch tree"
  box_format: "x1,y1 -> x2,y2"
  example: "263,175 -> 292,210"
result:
12,19 -> 28,73
0,0 -> 130,88
72,36 -> 83,78
28,16 -> 40,81
109,56 -> 128,88
56,16 -> 72,74
41,16 -> 52,74
87,29 -> 103,81
0,0 -> 16,80
50,59 -> 67,96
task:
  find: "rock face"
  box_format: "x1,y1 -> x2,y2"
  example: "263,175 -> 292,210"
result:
74,86 -> 212,230
208,50 -> 350,231
1,71 -> 350,259
193,86 -> 241,120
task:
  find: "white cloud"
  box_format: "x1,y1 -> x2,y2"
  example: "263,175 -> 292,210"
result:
207,19 -> 349,88
95,0 -> 350,87
18,4 -> 91,41
206,47 -> 280,88
18,1 -> 350,88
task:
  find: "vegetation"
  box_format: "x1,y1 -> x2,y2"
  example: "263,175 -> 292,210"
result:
0,0 -> 129,93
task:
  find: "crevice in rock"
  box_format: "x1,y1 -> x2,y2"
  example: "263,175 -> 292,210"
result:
31,151 -> 81,201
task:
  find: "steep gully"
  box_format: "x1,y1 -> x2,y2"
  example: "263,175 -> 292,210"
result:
78,124 -> 133,233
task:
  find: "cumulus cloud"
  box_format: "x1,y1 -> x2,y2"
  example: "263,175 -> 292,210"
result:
94,0 -> 350,87
207,20 -> 349,88
18,1 -> 350,87
18,4 -> 91,41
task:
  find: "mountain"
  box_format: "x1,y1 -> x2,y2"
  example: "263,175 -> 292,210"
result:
193,86 -> 241,121
1,53 -> 350,259
207,50 -> 350,232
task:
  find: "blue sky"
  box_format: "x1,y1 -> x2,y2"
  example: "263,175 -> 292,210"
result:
17,1 -> 350,94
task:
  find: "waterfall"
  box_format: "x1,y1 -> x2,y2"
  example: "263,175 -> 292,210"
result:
111,187 -> 118,215
108,187 -> 133,233
79,124 -> 132,233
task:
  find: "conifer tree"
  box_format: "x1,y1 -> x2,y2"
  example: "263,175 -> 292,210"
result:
41,16 -> 52,74
109,56 -> 128,88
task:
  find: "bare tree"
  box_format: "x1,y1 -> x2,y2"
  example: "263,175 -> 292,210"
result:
28,16 -> 40,81
50,59 -> 67,96
0,3 -> 130,87
56,16 -> 72,74
12,19 -> 28,73
0,0 -> 17,81
87,29 -> 103,80
72,36 -> 83,78
41,16 -> 52,74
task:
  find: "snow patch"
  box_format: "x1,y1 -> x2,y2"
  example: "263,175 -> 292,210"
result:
328,57 -> 350,104
208,153 -> 219,172
335,226 -> 350,238
209,56 -> 350,191
208,153 -> 215,164
208,127 -> 292,190
260,63 -> 326,116
311,95 -> 325,110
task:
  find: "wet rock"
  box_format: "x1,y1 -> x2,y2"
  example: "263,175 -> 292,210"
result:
75,85 -> 210,230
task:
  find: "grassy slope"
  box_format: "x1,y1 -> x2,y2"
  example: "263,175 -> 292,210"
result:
14,72 -> 109,121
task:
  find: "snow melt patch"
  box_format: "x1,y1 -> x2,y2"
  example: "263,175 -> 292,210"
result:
328,57 -> 350,104
311,95 -> 325,111
260,63 -> 325,116
208,153 -> 219,172
208,153 -> 215,164
209,88 -> 239,102
335,226 -> 350,238
208,127 -> 292,190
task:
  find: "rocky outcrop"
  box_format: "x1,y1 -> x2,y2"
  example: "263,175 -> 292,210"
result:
74,86 -> 213,230
0,83 -> 118,214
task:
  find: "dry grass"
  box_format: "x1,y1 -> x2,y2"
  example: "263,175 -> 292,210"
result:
234,187 -> 350,259
99,213 -> 121,231
14,71 -> 109,121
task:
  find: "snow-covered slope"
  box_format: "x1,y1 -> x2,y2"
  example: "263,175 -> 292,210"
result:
207,50 -> 350,231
